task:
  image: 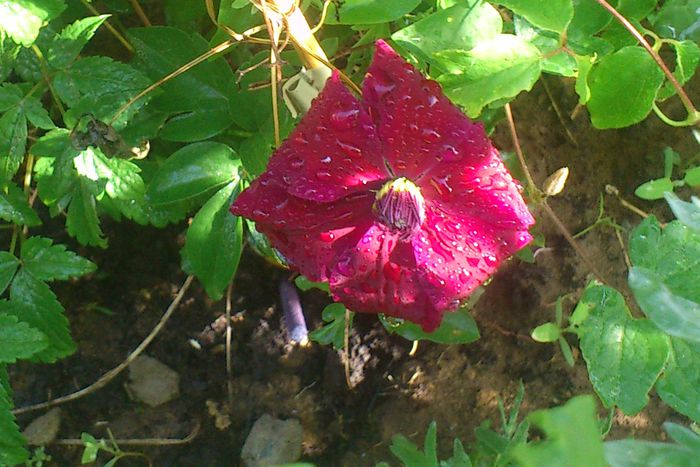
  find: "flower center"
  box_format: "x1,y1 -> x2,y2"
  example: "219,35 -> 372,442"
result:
373,177 -> 426,239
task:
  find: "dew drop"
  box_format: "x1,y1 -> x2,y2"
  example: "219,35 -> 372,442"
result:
421,129 -> 441,143
337,141 -> 362,158
316,170 -> 332,180
467,257 -> 480,268
320,155 -> 332,163
291,158 -> 305,168
330,109 -> 360,130
252,209 -> 269,218
483,254 -> 497,267
320,231 -> 335,242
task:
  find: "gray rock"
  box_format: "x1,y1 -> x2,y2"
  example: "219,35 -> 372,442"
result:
126,355 -> 180,407
241,414 -> 303,467
23,407 -> 61,445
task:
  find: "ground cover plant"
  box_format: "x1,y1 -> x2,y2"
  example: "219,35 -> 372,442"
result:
0,0 -> 699,465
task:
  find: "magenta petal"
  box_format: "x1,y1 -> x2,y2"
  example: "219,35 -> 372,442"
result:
413,205 -> 532,310
363,41 -> 490,181
266,73 -> 388,203
329,224 -> 444,331
423,146 -> 535,233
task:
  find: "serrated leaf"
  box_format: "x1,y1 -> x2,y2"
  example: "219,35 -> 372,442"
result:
665,193 -> 700,232
309,303 -> 352,350
629,216 -> 700,341
0,0 -> 66,46
496,0 -> 573,33
146,142 -> 240,205
0,252 -> 19,295
587,46 -> 665,129
48,15 -> 110,69
326,0 -> 420,25
53,56 -> 151,127
436,35 -> 541,117
0,314 -> 47,363
380,303 -> 480,344
0,107 -> 28,184
21,236 -> 96,281
182,180 -> 242,301
634,178 -> 674,200
513,396 -> 606,467
574,283 -> 669,414
4,269 -> 75,362
67,179 -> 107,248
655,337 -> 700,422
0,365 -> 28,465
392,1 -> 502,64
128,27 -> 235,141
0,182 -> 41,226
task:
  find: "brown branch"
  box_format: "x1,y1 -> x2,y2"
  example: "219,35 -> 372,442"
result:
13,276 -> 194,415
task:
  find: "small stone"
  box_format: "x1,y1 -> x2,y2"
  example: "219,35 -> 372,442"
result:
23,408 -> 61,445
241,414 -> 303,467
126,355 -> 180,407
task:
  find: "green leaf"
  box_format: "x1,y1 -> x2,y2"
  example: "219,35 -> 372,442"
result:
53,56 -> 151,127
21,236 -> 96,281
0,365 -> 28,465
574,54 -> 594,104
380,303 -> 480,344
47,15 -> 109,69
634,177 -> 674,200
67,179 -> 107,248
514,17 -> 576,77
435,35 -> 542,117
573,283 -> 669,414
147,142 -> 240,205
587,46 -> 665,129
655,337 -> 700,422
182,180 -> 242,301
605,421 -> 700,466
129,27 -> 236,141
0,252 -> 19,295
653,0 -> 700,42
665,193 -> 700,232
309,303 -> 352,350
617,0 -> 658,19
629,216 -> 700,341
0,182 -> 41,226
294,275 -> 329,293
326,0 -> 420,25
0,314 -> 47,363
513,395 -> 606,467
392,1 -> 502,64
0,0 -> 66,46
658,40 -> 700,100
684,166 -> 700,186
0,107 -> 27,184
4,269 -> 75,362
496,0 -> 573,33
531,322 -> 560,342
246,219 -> 288,269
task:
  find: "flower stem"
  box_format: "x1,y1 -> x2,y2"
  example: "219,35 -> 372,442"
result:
279,278 -> 309,345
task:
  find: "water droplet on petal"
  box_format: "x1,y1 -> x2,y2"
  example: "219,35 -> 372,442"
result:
483,254 -> 497,267
421,129 -> 440,143
291,158 -> 304,168
320,232 -> 335,242
337,141 -> 362,158
330,109 -> 360,130
320,155 -> 332,163
252,209 -> 269,219
316,170 -> 332,180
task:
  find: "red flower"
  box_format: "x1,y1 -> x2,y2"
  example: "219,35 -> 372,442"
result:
231,41 -> 534,331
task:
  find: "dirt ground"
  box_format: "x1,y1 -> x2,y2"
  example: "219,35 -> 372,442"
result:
9,75 -> 699,466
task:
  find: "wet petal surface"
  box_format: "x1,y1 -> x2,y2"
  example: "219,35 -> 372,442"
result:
363,40 -> 490,182
267,73 -> 388,203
